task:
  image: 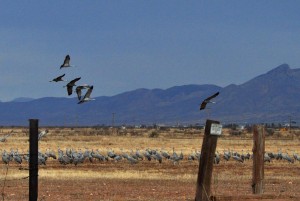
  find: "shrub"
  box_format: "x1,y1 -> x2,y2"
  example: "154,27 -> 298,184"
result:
229,130 -> 242,136
265,128 -> 275,136
245,125 -> 253,133
130,131 -> 140,136
149,131 -> 159,138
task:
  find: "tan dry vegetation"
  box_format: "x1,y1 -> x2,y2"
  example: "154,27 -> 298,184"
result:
0,127 -> 300,201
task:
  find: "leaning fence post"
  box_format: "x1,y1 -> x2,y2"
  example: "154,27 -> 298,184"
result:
29,119 -> 39,201
195,119 -> 222,201
252,125 -> 265,194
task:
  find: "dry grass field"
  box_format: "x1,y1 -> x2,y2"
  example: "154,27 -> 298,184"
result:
0,126 -> 300,201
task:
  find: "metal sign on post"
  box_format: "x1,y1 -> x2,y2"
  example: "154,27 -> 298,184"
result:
210,123 -> 222,135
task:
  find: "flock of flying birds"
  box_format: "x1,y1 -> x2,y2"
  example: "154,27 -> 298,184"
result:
50,55 -> 95,104
50,55 -> 219,108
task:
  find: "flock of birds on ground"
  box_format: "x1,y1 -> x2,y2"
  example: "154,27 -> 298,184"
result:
1,146 -> 300,166
1,129 -> 300,166
50,55 -> 95,104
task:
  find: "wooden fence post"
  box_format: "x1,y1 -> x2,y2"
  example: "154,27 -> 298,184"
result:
195,119 -> 221,201
29,119 -> 39,201
252,125 -> 265,194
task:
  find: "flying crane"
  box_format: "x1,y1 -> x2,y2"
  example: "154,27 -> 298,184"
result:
200,92 -> 219,110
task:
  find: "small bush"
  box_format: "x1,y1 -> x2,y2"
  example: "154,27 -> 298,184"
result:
265,128 -> 275,136
275,131 -> 283,137
245,126 -> 253,133
130,131 -> 140,136
116,130 -> 127,136
229,130 -> 242,136
149,131 -> 159,138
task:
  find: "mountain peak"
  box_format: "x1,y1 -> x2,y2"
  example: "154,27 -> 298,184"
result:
266,64 -> 290,74
11,97 -> 35,102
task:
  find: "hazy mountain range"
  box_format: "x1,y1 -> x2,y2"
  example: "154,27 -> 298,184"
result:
1,64 -> 299,126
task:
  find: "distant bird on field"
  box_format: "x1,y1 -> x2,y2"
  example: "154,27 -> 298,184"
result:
0,132 -> 13,142
76,85 -> 92,100
64,77 -> 81,95
2,150 -> 12,164
60,55 -> 74,69
200,92 -> 219,110
78,85 -> 95,104
50,74 -> 67,82
38,130 -> 49,141
233,155 -> 244,163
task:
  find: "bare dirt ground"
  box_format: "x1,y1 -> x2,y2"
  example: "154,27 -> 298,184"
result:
0,127 -> 300,201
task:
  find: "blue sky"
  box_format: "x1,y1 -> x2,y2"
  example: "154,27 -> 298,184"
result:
1,1 -> 300,101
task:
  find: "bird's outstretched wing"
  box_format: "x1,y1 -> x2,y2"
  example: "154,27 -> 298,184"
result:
50,74 -> 65,82
57,73 -> 65,79
200,92 -> 219,110
206,92 -> 219,101
76,86 -> 82,100
83,85 -> 93,99
60,55 -> 70,68
69,77 -> 81,85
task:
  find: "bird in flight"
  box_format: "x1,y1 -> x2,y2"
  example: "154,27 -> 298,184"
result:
75,85 -> 92,100
64,77 -> 81,96
49,74 -> 67,82
200,92 -> 219,110
60,55 -> 74,69
78,85 -> 95,104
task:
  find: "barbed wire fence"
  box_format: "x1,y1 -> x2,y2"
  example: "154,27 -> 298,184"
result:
1,164 -> 29,201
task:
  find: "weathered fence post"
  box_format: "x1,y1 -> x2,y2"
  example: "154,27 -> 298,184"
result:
252,125 -> 265,194
195,119 -> 221,201
29,119 -> 39,201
